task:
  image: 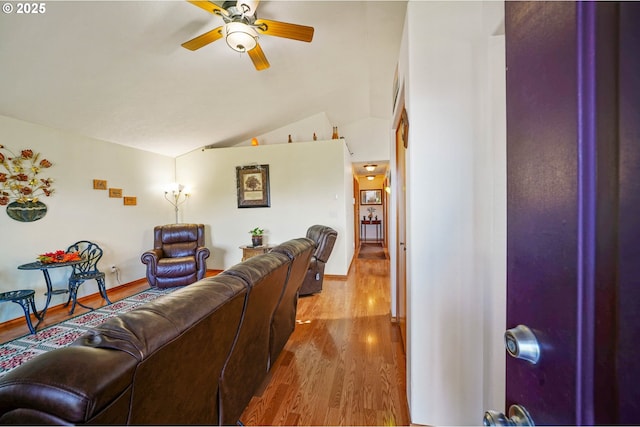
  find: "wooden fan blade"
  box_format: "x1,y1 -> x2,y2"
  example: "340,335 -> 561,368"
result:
181,26 -> 224,51
254,19 -> 314,42
186,0 -> 228,17
248,43 -> 270,71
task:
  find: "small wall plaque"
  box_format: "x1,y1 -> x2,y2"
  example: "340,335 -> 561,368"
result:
109,188 -> 122,198
93,179 -> 107,190
123,196 -> 137,206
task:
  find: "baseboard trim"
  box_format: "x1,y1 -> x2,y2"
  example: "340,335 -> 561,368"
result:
325,274 -> 348,281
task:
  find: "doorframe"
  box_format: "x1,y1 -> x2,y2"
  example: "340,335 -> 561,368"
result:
353,176 -> 361,252
394,106 -> 408,351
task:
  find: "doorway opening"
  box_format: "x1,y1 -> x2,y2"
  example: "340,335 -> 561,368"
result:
353,169 -> 389,259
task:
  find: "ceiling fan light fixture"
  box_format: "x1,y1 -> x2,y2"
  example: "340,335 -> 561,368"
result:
225,22 -> 258,52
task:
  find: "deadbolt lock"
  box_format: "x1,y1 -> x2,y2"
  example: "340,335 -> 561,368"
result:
504,325 -> 540,364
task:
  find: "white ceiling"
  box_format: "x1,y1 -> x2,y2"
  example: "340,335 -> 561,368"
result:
0,0 -> 406,177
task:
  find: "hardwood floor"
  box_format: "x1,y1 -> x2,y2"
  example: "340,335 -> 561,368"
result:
0,256 -> 409,426
240,256 -> 409,426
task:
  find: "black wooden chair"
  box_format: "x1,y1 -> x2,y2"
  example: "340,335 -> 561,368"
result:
65,240 -> 112,315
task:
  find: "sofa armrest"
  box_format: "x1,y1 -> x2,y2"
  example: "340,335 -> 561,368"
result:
195,246 -> 211,264
0,346 -> 137,424
314,233 -> 337,263
141,248 -> 162,265
195,246 -> 211,280
307,255 -> 319,273
140,249 -> 163,287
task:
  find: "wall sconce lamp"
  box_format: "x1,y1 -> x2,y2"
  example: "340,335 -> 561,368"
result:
164,183 -> 190,223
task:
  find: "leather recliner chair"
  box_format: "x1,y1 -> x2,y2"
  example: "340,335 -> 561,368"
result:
299,225 -> 337,296
141,223 -> 210,288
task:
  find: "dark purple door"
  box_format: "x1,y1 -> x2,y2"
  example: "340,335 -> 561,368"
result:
505,2 -> 639,424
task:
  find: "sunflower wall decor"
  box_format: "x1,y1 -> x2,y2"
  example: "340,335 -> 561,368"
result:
0,145 -> 54,222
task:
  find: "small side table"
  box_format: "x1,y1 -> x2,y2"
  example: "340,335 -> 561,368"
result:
240,245 -> 273,261
17,259 -> 83,320
361,219 -> 382,242
0,290 -> 42,334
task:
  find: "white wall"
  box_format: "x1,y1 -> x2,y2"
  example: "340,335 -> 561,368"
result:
0,115 -> 174,324
341,144 -> 356,258
233,112 -> 333,146
175,140 -> 354,275
341,117 -> 391,163
232,111 -> 393,168
393,2 -> 506,425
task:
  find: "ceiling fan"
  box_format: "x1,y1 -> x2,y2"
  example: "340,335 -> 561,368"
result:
181,0 -> 315,71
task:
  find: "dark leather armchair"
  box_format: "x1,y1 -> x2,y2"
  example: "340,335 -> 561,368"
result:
299,225 -> 337,296
141,224 -> 210,288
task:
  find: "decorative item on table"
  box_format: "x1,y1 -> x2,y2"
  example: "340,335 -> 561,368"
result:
367,206 -> 376,220
249,227 -> 264,247
0,145 -> 54,222
37,250 -> 81,264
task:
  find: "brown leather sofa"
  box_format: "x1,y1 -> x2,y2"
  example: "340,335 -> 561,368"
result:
141,223 -> 210,288
216,237 -> 314,425
269,238 -> 315,364
299,224 -> 338,296
0,238 -> 315,425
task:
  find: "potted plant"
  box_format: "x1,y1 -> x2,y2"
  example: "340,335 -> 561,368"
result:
249,227 -> 264,247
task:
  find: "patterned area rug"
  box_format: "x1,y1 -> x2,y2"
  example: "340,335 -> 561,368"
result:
0,286 -> 178,378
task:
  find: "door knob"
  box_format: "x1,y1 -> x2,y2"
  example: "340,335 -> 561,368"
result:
483,404 -> 534,426
504,324 -> 540,364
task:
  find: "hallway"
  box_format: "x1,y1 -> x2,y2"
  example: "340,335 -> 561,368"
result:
240,255 -> 409,425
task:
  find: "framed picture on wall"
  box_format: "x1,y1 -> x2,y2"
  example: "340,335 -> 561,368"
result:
236,164 -> 271,208
360,189 -> 382,205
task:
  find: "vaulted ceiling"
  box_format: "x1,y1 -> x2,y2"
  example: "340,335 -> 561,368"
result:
0,0 -> 407,174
